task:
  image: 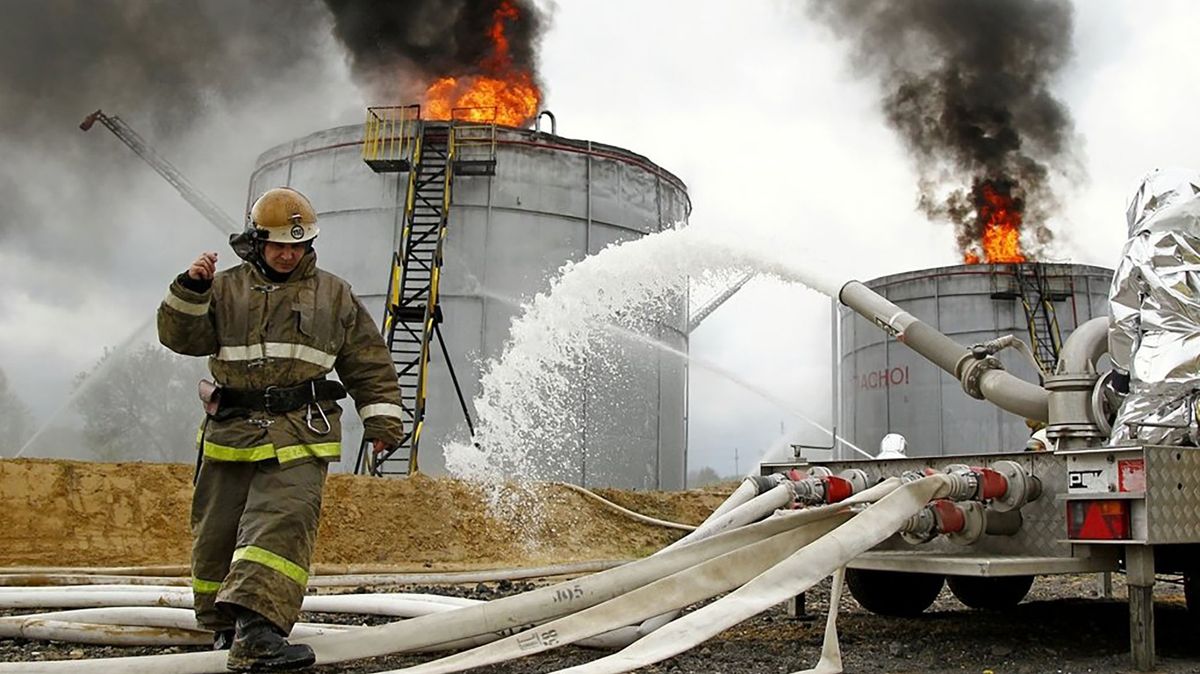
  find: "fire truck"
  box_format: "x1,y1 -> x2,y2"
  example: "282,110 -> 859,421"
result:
762,269 -> 1199,671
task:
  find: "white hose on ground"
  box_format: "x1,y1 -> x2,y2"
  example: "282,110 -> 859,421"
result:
0,575 -> 189,588
0,566 -> 190,577
3,620 -> 210,647
304,561 -> 629,588
661,482 -> 794,554
605,474 -> 902,650
556,483 -> 696,532
792,567 -> 844,674
553,475 -> 954,674
370,513 -> 854,674
0,498 -> 856,674
0,590 -> 478,618
704,477 -> 762,524
583,479 -> 796,649
0,607 -> 351,646
301,594 -> 476,617
378,478 -> 904,674
0,561 -> 626,590
0,607 -> 348,635
0,590 -> 193,610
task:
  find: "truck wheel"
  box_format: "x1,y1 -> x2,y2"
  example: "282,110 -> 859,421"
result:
1185,572 -> 1198,613
845,569 -> 944,616
947,575 -> 1034,610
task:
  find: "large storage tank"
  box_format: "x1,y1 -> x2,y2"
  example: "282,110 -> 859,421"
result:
834,263 -> 1114,460
246,121 -> 691,489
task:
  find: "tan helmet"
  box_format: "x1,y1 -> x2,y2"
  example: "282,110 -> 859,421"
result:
249,187 -> 319,243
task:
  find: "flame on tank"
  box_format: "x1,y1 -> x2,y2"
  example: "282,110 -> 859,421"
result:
963,179 -> 1027,264
423,0 -> 541,127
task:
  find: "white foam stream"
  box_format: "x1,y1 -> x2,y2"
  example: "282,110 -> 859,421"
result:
443,226 -> 847,493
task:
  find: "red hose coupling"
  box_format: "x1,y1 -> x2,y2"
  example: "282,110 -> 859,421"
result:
972,467 -> 1009,500
822,475 -> 854,503
931,499 -> 966,534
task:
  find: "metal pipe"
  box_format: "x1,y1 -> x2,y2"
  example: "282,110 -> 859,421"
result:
535,110 -> 557,135
839,281 -> 1050,422
1055,316 -> 1109,375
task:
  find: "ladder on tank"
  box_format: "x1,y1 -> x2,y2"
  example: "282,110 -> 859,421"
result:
355,106 -> 495,477
1015,265 -> 1065,374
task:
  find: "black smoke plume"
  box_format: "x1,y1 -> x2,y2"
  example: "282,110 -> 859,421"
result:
0,0 -> 330,255
322,0 -> 549,101
808,0 -> 1079,260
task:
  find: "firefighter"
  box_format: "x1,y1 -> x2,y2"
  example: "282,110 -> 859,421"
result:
1108,168 -> 1200,446
157,187 -> 405,671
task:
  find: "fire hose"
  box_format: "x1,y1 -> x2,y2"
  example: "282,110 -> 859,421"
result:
0,464 -> 1039,673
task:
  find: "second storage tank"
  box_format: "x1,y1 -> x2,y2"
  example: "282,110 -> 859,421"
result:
833,263 -> 1114,460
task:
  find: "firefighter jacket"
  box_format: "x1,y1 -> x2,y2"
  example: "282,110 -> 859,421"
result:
157,251 -> 404,464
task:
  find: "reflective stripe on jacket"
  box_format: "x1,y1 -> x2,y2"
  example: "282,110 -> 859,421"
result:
157,251 -> 404,463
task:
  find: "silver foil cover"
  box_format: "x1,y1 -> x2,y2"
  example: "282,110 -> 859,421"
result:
1108,168 -> 1200,444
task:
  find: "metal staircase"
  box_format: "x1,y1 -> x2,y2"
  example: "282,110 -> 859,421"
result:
989,264 -> 1067,376
1017,265 -> 1065,374
355,107 -> 495,476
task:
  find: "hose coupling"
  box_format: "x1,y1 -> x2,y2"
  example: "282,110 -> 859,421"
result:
900,507 -> 939,545
748,474 -> 784,494
790,474 -> 855,505
900,499 -> 987,546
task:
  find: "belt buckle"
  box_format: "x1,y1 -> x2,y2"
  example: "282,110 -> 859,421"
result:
263,385 -> 281,414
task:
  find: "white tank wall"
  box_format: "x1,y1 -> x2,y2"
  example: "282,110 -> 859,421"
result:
248,123 -> 690,489
833,263 -> 1114,460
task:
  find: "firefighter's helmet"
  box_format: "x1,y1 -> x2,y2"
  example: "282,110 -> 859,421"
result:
876,433 -> 907,460
249,187 -> 319,243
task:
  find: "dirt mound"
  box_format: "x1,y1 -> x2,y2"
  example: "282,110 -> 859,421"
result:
0,459 -> 729,570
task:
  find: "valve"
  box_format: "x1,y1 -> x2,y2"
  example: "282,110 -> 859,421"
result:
899,499 -> 987,546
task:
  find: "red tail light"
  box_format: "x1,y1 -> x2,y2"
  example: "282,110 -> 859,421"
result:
1066,500 -> 1131,540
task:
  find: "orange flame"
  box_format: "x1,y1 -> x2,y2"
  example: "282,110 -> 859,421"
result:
963,180 -> 1026,264
423,0 -> 541,127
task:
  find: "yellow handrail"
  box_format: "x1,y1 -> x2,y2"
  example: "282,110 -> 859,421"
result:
362,105 -> 421,167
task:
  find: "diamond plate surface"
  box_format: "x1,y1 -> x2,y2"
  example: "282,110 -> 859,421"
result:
815,452 -> 1071,557
1145,445 -> 1200,543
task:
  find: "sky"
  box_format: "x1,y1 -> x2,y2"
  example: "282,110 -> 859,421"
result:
2,1 -> 1199,479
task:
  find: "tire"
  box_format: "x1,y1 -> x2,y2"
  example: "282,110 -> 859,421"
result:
845,569 -> 945,617
1185,572 -> 1199,614
947,575 -> 1034,610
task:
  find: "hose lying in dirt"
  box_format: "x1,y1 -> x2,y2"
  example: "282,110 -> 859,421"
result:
358,478 -> 908,674
556,483 -> 696,532
0,590 -> 477,618
0,491 -> 863,673
0,560 -> 626,589
705,477 -> 761,522
0,607 -> 351,646
585,477 -> 798,648
556,475 -> 954,674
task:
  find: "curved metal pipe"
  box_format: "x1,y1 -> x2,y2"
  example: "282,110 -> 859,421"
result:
535,110 -> 557,135
977,370 -> 1051,421
839,281 -> 1049,422
1055,316 -> 1109,375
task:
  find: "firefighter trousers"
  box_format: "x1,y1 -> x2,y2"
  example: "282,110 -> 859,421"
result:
190,457 -> 328,634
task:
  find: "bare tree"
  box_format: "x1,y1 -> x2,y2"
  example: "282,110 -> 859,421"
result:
73,343 -> 207,463
0,368 -> 34,455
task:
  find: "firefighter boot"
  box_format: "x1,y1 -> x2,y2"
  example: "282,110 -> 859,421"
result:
226,609 -> 314,672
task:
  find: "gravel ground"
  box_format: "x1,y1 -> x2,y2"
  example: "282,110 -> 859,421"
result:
4,573 -> 1200,673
